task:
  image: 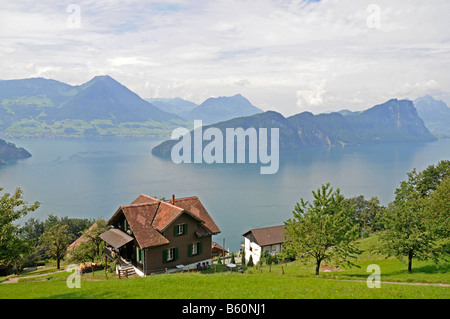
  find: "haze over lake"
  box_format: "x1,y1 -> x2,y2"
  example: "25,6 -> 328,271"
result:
1,138 -> 449,251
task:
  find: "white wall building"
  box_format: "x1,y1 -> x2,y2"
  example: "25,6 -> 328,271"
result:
242,225 -> 286,264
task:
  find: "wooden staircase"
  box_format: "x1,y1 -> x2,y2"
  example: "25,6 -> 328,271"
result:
118,263 -> 136,279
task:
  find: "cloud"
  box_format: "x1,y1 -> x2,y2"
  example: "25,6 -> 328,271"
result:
296,80 -> 327,111
1,0 -> 449,114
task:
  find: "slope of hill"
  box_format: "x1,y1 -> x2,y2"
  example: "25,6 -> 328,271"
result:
414,95 -> 450,137
145,97 -> 198,118
0,77 -> 77,131
0,76 -> 185,137
0,138 -> 31,164
50,75 -> 181,123
152,98 -> 436,157
185,94 -> 263,124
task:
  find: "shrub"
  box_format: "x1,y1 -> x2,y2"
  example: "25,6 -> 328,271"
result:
247,255 -> 254,267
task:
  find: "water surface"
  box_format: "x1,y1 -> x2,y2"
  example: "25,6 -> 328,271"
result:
1,137 -> 449,251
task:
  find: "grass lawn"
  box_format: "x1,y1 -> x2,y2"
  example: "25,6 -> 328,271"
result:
0,234 -> 448,299
0,267 -> 448,299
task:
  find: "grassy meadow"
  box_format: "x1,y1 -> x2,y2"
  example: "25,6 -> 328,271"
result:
0,234 -> 449,299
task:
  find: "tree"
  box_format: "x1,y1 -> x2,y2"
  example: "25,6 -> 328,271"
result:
380,161 -> 449,273
259,251 -> 267,266
19,217 -> 45,246
60,216 -> 96,240
40,223 -> 73,269
346,195 -> 385,236
283,183 -> 361,275
425,176 -> 450,240
69,220 -> 108,264
81,220 -> 108,259
0,187 -> 40,269
247,255 -> 254,267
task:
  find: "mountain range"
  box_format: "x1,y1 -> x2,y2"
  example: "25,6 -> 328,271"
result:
151,98 -> 437,158
0,76 -> 263,138
413,95 -> 450,137
0,75 -> 187,138
0,75 -> 446,144
0,74 -> 444,163
147,94 -> 263,124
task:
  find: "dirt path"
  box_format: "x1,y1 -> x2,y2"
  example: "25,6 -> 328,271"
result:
1,270 -> 66,284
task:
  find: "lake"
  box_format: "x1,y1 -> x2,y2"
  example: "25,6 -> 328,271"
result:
1,137 -> 449,252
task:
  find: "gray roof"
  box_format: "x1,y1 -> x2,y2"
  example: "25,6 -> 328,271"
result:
99,228 -> 134,249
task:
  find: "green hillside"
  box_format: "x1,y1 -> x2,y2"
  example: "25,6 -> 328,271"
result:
1,235 -> 448,299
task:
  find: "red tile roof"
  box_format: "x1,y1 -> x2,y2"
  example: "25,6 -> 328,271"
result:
167,197 -> 221,235
107,195 -> 221,249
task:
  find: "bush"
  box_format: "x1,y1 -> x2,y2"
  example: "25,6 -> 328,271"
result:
247,255 -> 254,267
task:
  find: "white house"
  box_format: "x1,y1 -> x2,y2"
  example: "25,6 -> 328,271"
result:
242,225 -> 286,264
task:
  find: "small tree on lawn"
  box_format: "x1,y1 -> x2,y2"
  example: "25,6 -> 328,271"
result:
259,251 -> 267,266
79,219 -> 108,262
380,162 -> 450,273
40,223 -> 73,269
230,252 -> 235,264
247,255 -> 254,267
0,187 -> 40,272
283,183 -> 361,275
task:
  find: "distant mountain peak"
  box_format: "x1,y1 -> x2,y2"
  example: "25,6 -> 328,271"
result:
414,95 -> 450,137
186,94 -> 263,124
82,75 -> 121,87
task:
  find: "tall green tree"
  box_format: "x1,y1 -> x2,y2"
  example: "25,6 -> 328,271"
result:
380,160 -> 449,273
0,187 -> 40,268
283,183 -> 361,275
19,217 -> 45,246
69,219 -> 108,263
40,223 -> 73,269
346,195 -> 385,236
425,175 -> 450,240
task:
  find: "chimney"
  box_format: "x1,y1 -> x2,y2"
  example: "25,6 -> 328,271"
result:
172,194 -> 175,205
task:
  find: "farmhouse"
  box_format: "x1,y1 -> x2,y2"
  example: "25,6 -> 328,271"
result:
211,241 -> 227,258
100,194 -> 221,276
242,225 -> 286,264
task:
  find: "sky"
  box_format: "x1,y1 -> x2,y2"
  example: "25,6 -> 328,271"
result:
0,0 -> 449,116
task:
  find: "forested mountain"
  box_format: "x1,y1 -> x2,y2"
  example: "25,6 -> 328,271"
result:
0,76 -> 183,137
0,139 -> 31,164
152,98 -> 436,157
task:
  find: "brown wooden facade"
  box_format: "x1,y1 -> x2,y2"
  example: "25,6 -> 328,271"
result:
101,195 -> 221,276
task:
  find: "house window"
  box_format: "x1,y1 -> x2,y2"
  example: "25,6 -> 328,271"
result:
173,224 -> 188,236
188,242 -> 202,257
193,242 -> 198,255
163,247 -> 178,263
167,248 -> 174,261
